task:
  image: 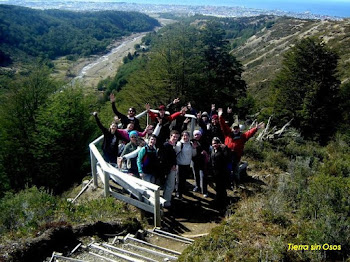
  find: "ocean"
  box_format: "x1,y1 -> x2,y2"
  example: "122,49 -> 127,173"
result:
112,0 -> 350,18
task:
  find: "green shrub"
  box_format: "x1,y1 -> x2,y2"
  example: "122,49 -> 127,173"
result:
263,150 -> 289,171
244,140 -> 266,161
56,197 -> 128,224
298,174 -> 350,260
284,139 -> 325,161
0,187 -> 57,239
320,134 -> 350,178
262,193 -> 290,227
0,187 -> 135,242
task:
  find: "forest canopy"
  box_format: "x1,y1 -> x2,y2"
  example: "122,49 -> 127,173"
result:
0,5 -> 160,64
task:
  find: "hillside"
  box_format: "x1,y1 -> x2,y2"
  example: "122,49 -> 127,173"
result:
0,5 -> 160,66
231,16 -> 350,102
0,12 -> 349,262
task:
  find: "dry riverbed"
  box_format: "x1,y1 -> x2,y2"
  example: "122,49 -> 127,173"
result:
52,32 -> 147,88
52,17 -> 176,88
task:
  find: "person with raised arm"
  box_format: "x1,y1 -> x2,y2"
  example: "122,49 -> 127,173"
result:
145,102 -> 186,147
92,112 -> 121,165
218,107 -> 264,186
210,137 -> 231,208
110,93 -> 142,131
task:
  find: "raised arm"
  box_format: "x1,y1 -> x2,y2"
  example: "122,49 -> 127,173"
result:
181,118 -> 190,132
145,103 -> 158,121
218,108 -> 231,136
166,97 -> 180,111
115,129 -> 130,142
243,122 -> 264,140
152,122 -> 162,137
138,125 -> 153,137
168,106 -> 186,122
110,93 -> 127,120
93,112 -> 108,135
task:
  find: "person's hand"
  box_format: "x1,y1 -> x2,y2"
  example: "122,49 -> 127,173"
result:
145,103 -> 150,112
173,97 -> 180,104
257,122 -> 265,129
156,117 -> 162,125
227,107 -> 232,114
218,108 -> 223,117
93,111 -> 98,116
192,141 -> 198,149
171,165 -> 177,171
110,93 -> 116,103
184,118 -> 190,124
180,107 -> 187,115
114,116 -> 120,123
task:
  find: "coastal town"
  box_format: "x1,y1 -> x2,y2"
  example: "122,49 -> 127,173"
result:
5,0 -> 343,20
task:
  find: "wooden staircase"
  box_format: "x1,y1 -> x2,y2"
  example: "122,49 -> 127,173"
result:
49,228 -> 194,261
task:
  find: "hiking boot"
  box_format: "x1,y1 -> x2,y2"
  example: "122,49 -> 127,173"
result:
175,193 -> 183,200
164,202 -> 171,208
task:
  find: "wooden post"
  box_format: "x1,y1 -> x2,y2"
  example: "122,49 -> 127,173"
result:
154,188 -> 161,227
90,149 -> 98,188
190,117 -> 196,139
103,170 -> 110,197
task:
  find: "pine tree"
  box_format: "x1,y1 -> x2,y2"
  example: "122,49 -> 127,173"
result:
272,38 -> 341,144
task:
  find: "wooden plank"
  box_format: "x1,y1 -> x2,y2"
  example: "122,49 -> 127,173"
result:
90,149 -> 98,188
110,191 -> 155,213
106,164 -> 160,191
90,243 -> 144,262
154,189 -> 161,227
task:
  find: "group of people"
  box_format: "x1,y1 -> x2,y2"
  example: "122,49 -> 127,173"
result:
93,95 -> 264,208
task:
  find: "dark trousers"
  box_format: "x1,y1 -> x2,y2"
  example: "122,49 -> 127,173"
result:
213,169 -> 228,204
194,165 -> 208,194
176,165 -> 192,197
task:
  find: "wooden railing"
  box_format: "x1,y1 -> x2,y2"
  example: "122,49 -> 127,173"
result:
89,109 -> 197,227
89,135 -> 163,227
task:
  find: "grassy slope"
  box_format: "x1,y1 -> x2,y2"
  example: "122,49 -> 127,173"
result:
231,17 -> 350,103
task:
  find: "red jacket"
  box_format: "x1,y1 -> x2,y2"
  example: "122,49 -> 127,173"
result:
219,116 -> 257,160
148,111 -> 181,123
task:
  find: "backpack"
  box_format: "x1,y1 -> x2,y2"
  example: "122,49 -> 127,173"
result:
141,145 -> 159,174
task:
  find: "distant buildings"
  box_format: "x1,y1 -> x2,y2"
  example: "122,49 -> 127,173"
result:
6,0 -> 342,21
